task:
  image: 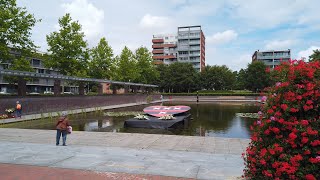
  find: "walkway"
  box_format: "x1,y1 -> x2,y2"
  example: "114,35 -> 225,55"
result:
0,100 -> 165,124
0,128 -> 250,180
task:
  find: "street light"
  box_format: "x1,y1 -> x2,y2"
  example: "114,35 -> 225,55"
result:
129,79 -> 131,93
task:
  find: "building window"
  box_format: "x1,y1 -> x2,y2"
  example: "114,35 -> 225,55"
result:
32,59 -> 41,66
38,69 -> 45,73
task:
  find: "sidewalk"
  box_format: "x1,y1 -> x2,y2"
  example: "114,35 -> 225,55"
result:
0,100 -> 165,124
0,129 -> 249,180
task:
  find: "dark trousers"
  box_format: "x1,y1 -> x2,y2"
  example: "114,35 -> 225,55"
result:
16,109 -> 22,118
56,129 -> 67,145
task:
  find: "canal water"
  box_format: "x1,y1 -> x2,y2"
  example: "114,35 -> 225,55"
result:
1,102 -> 259,139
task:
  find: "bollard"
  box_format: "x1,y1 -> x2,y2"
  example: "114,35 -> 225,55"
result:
196,91 -> 199,103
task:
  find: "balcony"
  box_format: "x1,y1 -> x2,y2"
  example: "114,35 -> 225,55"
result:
152,49 -> 164,54
152,44 -> 176,48
189,41 -> 200,44
153,60 -> 164,65
152,55 -> 176,59
152,39 -> 164,43
257,54 -> 291,60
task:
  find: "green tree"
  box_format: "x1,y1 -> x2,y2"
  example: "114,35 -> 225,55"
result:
46,13 -> 88,76
88,37 -> 114,79
309,49 -> 320,62
114,47 -> 139,82
234,69 -> 247,90
245,61 -> 270,92
0,0 -> 40,61
167,62 -> 198,93
155,64 -> 170,92
200,65 -> 236,90
135,47 -> 159,84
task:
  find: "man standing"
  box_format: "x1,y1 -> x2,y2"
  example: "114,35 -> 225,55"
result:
15,101 -> 22,118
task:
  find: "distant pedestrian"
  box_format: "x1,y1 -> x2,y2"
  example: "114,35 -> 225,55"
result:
15,101 -> 22,118
56,112 -> 70,146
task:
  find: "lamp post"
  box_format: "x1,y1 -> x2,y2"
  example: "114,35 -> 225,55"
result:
129,79 -> 131,93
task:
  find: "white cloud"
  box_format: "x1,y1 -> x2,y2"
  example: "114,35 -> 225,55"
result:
297,46 -> 320,60
264,40 -> 296,50
228,0 -> 320,28
170,0 -> 187,6
230,54 -> 252,71
61,0 -> 104,43
207,30 -> 238,45
139,14 -> 173,29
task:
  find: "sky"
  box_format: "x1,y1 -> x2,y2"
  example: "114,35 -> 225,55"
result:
17,0 -> 320,71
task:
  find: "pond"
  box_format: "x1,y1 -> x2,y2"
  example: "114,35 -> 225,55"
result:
1,102 -> 260,139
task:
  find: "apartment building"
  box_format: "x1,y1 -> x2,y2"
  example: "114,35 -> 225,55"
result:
152,34 -> 177,65
0,50 -> 78,94
152,25 -> 205,72
252,49 -> 291,69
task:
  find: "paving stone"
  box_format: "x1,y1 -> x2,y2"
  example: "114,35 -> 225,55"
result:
0,129 -> 250,179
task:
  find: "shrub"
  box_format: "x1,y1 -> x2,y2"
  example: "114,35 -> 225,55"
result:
243,60 -> 320,180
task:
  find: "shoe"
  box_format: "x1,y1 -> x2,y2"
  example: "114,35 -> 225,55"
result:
63,144 -> 67,146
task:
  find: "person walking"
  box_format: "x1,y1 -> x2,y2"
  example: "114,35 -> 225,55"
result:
15,101 -> 22,118
56,112 -> 70,146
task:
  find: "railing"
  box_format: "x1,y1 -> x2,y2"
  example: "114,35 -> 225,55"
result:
0,69 -> 158,87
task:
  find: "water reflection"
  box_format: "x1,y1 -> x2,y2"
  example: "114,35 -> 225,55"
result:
2,102 -> 259,138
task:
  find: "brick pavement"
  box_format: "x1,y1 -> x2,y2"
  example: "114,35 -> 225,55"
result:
0,163 -> 194,180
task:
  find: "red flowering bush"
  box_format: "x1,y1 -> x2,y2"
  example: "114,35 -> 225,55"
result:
243,60 -> 320,180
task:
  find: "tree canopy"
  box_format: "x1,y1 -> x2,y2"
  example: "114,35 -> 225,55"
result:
46,13 -> 88,76
245,61 -> 270,92
0,0 -> 39,65
113,46 -> 139,82
200,65 -> 235,90
88,37 -> 114,79
134,47 -> 159,84
309,49 -> 320,62
0,0 -> 39,86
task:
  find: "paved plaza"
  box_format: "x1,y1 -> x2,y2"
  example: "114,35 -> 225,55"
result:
0,128 -> 249,180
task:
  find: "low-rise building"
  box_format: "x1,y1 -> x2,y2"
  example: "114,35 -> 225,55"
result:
252,49 -> 291,69
0,50 -> 78,94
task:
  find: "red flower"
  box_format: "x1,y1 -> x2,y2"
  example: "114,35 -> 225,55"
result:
290,108 -> 299,113
306,100 -> 313,105
280,104 -> 288,111
289,132 -> 297,140
309,157 -> 320,164
264,129 -> 270,135
260,148 -> 267,157
300,120 -> 309,126
278,118 -> 284,124
307,127 -> 318,135
271,127 -> 280,134
267,109 -> 274,114
303,150 -> 311,155
260,159 -> 266,165
305,174 -> 316,180
263,170 -> 273,177
301,137 -> 309,144
269,148 -> 275,155
310,140 -> 320,146
296,95 -> 302,100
